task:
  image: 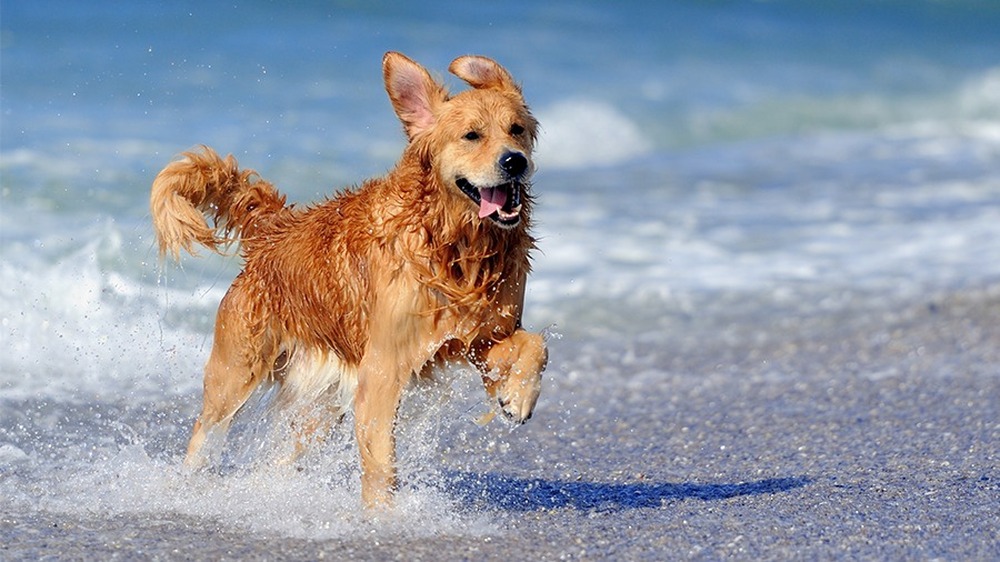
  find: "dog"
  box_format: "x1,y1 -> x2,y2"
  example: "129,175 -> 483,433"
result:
150,52 -> 547,507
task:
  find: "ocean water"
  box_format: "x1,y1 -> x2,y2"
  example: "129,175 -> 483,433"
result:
2,1 -> 1000,558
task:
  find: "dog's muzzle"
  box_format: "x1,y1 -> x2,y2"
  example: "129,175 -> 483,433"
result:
456,151 -> 529,227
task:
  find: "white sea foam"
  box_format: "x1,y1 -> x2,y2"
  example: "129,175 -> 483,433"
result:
9,442 -> 494,540
528,122 -> 1000,324
0,220 -> 213,402
0,364 -> 505,541
956,66 -> 1000,117
534,99 -> 652,169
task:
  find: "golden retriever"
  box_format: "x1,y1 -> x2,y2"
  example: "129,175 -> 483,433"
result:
150,52 -> 547,507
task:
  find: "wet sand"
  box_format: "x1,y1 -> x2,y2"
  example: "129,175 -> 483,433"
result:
3,285 -> 998,560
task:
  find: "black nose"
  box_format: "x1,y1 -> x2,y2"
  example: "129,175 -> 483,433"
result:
500,151 -> 528,179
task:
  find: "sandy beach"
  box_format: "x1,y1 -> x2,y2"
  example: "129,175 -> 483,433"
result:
4,284 -> 997,560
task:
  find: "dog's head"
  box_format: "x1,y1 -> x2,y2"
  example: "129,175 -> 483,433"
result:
383,52 -> 538,229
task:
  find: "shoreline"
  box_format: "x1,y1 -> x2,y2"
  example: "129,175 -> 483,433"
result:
2,283 -> 998,559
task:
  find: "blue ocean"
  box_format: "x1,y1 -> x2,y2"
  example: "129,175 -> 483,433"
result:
2,1 -> 999,558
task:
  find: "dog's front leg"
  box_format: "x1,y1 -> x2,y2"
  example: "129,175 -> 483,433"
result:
479,329 -> 548,423
354,363 -> 404,508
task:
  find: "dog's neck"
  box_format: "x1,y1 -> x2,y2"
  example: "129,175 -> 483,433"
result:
378,146 -> 535,312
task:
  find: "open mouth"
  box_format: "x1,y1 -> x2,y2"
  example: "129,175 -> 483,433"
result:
456,178 -> 523,226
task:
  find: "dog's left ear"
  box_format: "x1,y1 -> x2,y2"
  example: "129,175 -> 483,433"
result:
449,55 -> 521,94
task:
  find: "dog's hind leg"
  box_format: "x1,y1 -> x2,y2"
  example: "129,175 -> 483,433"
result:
185,284 -> 271,468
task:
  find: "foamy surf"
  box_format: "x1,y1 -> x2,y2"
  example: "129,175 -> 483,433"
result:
2,441 -> 496,541
0,366 -> 509,541
535,99 -> 652,169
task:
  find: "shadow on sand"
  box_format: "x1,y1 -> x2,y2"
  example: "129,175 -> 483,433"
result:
443,471 -> 812,512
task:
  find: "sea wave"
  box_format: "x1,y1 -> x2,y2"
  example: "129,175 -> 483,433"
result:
0,223 -> 213,402
534,99 -> 652,170
669,66 -> 1000,148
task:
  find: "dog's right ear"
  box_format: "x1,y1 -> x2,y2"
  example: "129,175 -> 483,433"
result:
383,52 -> 447,140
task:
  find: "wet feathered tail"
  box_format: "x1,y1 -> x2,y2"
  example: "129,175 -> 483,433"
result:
150,146 -> 287,259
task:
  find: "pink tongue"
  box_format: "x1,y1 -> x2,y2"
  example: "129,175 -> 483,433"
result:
478,186 -> 506,218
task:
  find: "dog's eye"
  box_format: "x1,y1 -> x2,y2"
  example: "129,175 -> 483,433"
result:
463,131 -> 480,141
509,123 -> 525,136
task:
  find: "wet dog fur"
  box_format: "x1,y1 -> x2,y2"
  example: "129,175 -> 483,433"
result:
150,52 -> 547,507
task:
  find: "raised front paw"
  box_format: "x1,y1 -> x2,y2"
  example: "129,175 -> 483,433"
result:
497,370 -> 542,423
480,329 -> 548,423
